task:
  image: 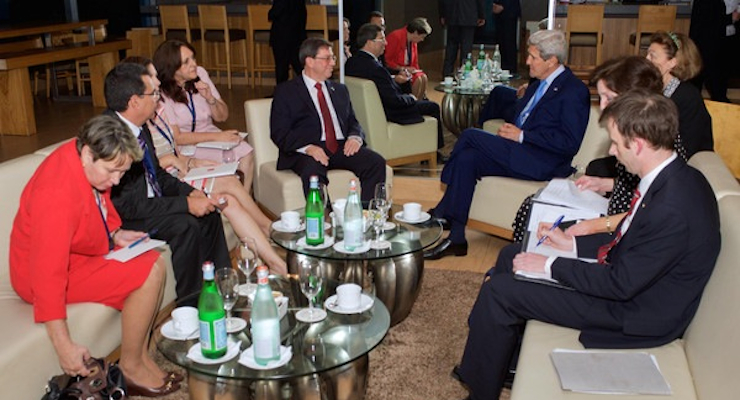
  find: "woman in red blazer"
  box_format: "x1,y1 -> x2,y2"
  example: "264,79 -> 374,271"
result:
385,18 -> 432,99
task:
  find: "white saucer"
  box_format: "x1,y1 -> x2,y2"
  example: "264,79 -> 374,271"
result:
239,345 -> 292,370
272,220 -> 304,233
160,320 -> 199,341
227,317 -> 247,333
295,307 -> 328,323
382,221 -> 396,231
394,211 -> 431,224
332,240 -> 371,254
186,340 -> 241,364
324,294 -> 374,314
297,236 -> 335,250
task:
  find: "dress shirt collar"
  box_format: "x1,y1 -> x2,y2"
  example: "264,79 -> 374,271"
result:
116,111 -> 143,138
359,49 -> 379,62
538,64 -> 565,93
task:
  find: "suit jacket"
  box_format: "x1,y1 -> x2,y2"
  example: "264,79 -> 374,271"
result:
345,50 -> 423,125
268,0 -> 307,47
270,76 -> 366,171
502,67 -> 590,180
553,158 -> 721,348
107,110 -> 194,226
384,27 -> 419,72
439,0 -> 485,26
670,81 -> 714,158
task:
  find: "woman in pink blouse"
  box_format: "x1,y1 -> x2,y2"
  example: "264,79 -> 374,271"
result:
153,40 -> 255,192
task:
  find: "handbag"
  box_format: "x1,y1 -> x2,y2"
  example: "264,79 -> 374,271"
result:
41,357 -> 127,400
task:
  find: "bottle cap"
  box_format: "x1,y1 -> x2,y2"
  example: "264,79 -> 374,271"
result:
256,265 -> 269,284
349,179 -> 357,191
202,261 -> 215,279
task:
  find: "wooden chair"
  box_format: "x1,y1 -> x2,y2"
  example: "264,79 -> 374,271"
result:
159,5 -> 200,43
198,5 -> 248,89
564,4 -> 604,77
306,5 -> 329,40
125,27 -> 163,59
246,4 -> 273,88
704,100 -> 740,179
630,5 -> 677,55
70,25 -> 107,96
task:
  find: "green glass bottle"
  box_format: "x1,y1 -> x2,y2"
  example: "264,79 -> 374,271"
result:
305,175 -> 325,246
198,261 -> 228,358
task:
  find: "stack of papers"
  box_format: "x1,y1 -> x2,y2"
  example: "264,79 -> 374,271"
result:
183,162 -> 239,181
550,349 -> 672,395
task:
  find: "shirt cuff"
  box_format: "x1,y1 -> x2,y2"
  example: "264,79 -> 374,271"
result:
518,131 -> 524,143
349,136 -> 363,146
544,256 -> 557,279
297,145 -> 309,154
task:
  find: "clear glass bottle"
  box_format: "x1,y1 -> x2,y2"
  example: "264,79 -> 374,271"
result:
250,266 -> 280,365
305,175 -> 325,246
492,44 -> 502,75
343,179 -> 364,251
198,261 -> 228,358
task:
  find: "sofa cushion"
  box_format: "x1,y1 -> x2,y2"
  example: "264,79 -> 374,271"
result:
687,152 -> 740,200
510,320 -> 698,400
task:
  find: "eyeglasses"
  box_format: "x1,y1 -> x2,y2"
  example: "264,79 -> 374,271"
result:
141,89 -> 161,99
372,38 -> 387,43
313,55 -> 337,62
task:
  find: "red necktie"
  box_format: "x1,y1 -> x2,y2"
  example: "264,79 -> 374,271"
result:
597,189 -> 642,264
315,82 -> 338,154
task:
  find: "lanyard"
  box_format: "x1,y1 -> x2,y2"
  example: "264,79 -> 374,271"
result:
94,189 -> 114,251
187,91 -> 196,132
152,112 -> 177,156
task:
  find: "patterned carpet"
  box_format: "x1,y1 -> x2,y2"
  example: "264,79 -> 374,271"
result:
146,269 -> 511,400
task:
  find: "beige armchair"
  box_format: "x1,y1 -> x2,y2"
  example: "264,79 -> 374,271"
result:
244,99 -> 393,217
470,105 -> 612,238
344,76 -> 438,175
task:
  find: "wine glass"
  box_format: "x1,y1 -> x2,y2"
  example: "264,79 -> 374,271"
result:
295,260 -> 327,323
374,182 -> 394,230
215,268 -> 240,331
368,199 -> 391,250
236,237 -> 259,296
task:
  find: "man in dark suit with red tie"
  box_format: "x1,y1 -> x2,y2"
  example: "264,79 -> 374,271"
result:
105,63 -> 231,304
454,91 -> 721,400
270,37 -> 386,202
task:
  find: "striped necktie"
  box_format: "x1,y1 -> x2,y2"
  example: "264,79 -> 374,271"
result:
137,134 -> 162,197
597,189 -> 642,264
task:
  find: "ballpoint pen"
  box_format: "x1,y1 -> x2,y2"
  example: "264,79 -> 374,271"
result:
536,215 -> 565,247
128,228 -> 158,249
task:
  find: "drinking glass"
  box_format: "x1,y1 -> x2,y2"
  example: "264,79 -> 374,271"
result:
236,237 -> 259,296
296,260 -> 327,323
215,268 -> 240,331
368,199 -> 391,250
374,182 -> 394,231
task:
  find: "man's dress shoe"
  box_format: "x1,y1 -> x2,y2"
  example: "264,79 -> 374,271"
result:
125,376 -> 180,397
427,208 -> 451,230
424,238 -> 468,260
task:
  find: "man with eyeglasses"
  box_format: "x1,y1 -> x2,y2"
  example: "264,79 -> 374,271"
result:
270,37 -> 386,203
346,23 -> 446,163
104,63 -> 231,305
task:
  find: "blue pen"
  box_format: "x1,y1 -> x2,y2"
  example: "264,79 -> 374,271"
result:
128,228 -> 159,249
536,215 -> 565,247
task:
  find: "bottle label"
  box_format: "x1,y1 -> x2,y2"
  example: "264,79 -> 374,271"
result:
252,319 -> 280,364
199,318 -> 227,351
306,216 -> 323,241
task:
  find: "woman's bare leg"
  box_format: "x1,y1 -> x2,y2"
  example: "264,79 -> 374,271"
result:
119,257 -> 168,388
237,152 -> 255,195
412,74 -> 428,100
220,194 -> 287,274
213,175 -> 272,236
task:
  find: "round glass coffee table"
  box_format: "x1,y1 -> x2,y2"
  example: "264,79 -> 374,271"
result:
156,275 -> 390,400
271,205 -> 443,326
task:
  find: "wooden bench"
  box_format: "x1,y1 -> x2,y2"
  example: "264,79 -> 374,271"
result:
0,39 -> 130,136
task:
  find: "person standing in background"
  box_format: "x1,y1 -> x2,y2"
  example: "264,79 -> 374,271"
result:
269,0 -> 307,85
439,0 -> 486,77
493,0 -> 521,73
689,0 -> 740,103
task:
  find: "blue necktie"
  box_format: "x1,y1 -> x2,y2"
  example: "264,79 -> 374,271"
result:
516,82 -> 548,128
137,134 -> 162,197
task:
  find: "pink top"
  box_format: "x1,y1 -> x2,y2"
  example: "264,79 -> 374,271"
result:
161,66 -> 222,134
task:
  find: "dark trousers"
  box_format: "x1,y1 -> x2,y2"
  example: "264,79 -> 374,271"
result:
443,25 -> 476,77
415,100 -> 444,149
273,42 -> 303,85
495,14 -> 519,72
290,141 -> 386,203
435,129 -> 527,243
141,212 -> 231,304
459,243 -> 613,399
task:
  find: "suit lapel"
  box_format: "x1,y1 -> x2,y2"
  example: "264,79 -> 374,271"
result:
325,80 -> 346,134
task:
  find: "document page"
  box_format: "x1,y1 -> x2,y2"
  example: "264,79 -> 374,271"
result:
536,179 -> 609,214
183,162 -> 239,181
550,349 -> 672,395
105,239 -> 167,263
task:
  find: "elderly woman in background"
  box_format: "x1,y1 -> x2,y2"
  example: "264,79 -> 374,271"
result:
153,40 -> 256,192
122,56 -> 287,274
384,17 -> 432,99
9,116 -> 181,397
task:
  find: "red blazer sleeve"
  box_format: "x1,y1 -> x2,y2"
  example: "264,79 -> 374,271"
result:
384,28 -> 408,70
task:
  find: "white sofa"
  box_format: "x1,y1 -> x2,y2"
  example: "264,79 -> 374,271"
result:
510,152 -> 740,400
470,105 -> 611,238
0,142 -> 237,398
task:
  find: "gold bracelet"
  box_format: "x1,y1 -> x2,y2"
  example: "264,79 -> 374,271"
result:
605,216 -> 612,234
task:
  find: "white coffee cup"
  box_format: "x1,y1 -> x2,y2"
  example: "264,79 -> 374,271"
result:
336,283 -> 362,309
333,198 -> 347,226
444,76 -> 454,86
281,210 -> 301,230
171,306 -> 198,335
403,202 -> 422,221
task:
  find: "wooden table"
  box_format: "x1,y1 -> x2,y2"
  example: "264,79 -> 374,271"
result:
0,19 -> 108,44
0,39 -> 130,136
